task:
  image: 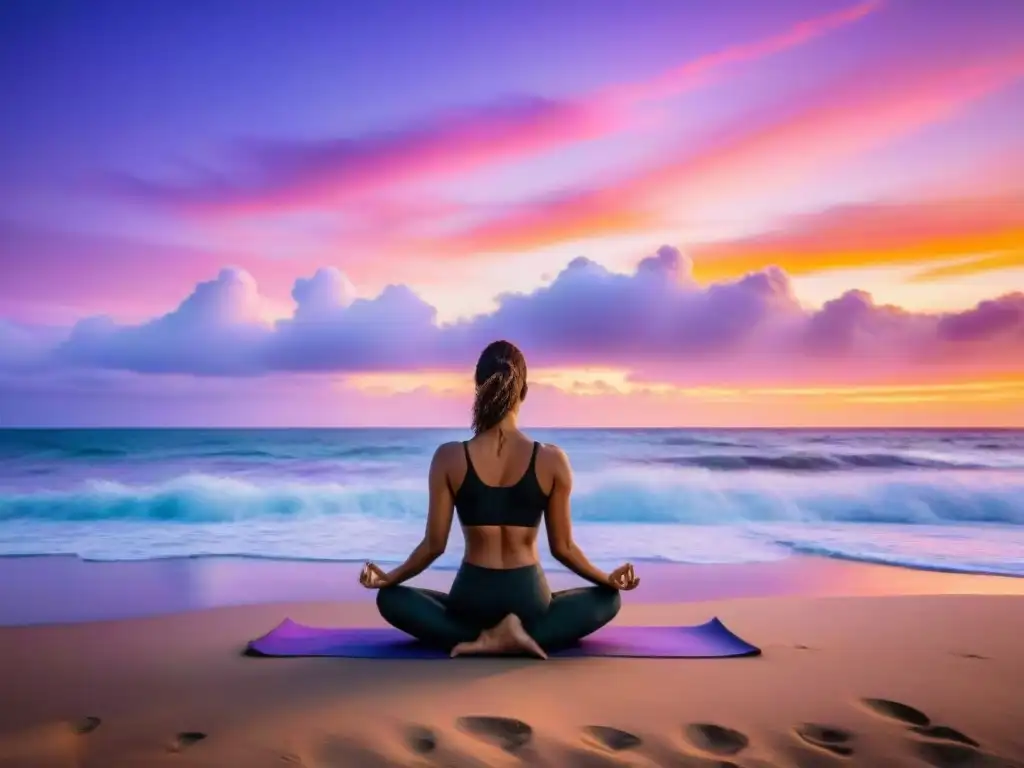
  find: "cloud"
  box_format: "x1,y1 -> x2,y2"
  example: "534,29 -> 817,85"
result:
269,268 -> 443,372
110,97 -> 617,217
106,2 -> 881,218
910,250 -> 1024,282
938,293 -> 1024,343
464,247 -> 804,366
426,53 -> 1024,258
599,0 -> 882,105
0,320 -> 61,371
3,367 -> 1020,428
57,268 -> 271,375
688,193 -> 1024,281
5,246 -> 1018,387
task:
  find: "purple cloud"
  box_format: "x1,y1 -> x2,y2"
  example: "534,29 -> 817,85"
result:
3,245 -> 1017,386
938,293 -> 1024,342
464,247 -> 803,364
57,268 -> 269,376
270,272 -> 443,372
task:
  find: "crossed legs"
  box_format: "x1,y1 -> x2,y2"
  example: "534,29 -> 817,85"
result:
375,587 -> 479,650
527,586 -> 622,651
375,584 -> 621,656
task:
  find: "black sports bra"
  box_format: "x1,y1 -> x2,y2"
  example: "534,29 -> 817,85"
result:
454,441 -> 549,528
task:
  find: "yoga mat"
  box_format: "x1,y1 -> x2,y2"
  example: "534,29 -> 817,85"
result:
246,617 -> 760,659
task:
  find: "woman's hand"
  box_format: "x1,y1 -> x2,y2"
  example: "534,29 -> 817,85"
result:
607,563 -> 640,590
359,562 -> 391,589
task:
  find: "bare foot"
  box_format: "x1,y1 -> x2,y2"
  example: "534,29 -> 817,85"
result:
451,615 -> 548,659
450,626 -> 506,657
501,615 -> 548,659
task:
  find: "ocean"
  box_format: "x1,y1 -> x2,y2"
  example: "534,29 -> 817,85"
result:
1,428 -> 1023,577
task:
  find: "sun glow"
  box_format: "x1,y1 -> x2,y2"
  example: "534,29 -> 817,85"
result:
340,368 -> 1024,405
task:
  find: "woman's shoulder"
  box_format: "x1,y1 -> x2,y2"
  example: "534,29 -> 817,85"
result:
535,441 -> 570,467
429,441 -> 465,469
433,440 -> 465,458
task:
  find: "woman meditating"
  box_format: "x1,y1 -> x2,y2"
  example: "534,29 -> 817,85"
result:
359,340 -> 640,658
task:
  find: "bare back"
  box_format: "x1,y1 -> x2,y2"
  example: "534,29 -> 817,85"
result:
446,430 -> 557,569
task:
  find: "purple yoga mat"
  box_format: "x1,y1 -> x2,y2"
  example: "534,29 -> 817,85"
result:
246,617 -> 760,659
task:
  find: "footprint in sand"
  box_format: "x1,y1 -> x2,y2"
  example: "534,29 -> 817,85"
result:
912,725 -> 980,749
860,698 -> 931,727
403,724 -> 438,755
911,722 -> 990,767
952,652 -> 989,661
794,723 -> 855,757
684,723 -> 750,756
456,716 -> 533,752
168,731 -> 207,753
583,725 -> 643,752
861,699 -> 995,767
72,716 -> 102,735
914,740 -> 994,768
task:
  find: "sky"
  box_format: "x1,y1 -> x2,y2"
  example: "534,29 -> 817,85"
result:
0,0 -> 1022,428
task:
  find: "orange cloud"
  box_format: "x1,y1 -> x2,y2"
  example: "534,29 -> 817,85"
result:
338,370 -> 1024,427
428,53 -> 1024,258
910,250 -> 1024,282
345,367 -> 1023,402
688,194 -> 1024,281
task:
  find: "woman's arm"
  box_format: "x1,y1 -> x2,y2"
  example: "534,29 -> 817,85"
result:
383,443 -> 456,586
543,445 -> 611,587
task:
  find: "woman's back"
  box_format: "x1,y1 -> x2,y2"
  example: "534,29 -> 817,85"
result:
449,430 -> 554,569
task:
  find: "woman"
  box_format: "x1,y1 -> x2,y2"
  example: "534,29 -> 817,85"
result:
359,339 -> 639,658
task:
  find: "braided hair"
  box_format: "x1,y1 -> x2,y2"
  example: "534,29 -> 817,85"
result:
471,340 -> 528,441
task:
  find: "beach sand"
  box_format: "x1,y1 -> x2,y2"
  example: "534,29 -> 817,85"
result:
1,562 -> 1023,767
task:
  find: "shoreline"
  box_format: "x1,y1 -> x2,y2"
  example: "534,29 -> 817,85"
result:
6,426 -> 1024,431
6,544 -> 1024,576
3,553 -> 1024,627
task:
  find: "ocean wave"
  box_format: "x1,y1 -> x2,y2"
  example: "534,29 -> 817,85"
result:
5,430 -> 1024,472
199,448 -> 284,459
2,469 -> 1023,526
0,474 -> 424,522
0,444 -> 131,461
641,452 -> 992,472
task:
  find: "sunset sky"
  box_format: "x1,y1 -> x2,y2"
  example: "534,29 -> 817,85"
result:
1,0 -> 1022,427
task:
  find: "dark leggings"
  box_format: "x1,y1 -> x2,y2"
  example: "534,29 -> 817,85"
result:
375,562 -> 621,652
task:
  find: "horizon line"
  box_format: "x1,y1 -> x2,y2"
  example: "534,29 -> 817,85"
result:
1,425 -> 1021,432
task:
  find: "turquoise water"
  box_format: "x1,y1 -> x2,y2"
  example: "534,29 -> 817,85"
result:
1,428 -> 1023,575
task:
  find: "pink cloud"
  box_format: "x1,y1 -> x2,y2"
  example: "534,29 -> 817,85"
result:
600,0 -> 883,105
107,2 -> 882,218
112,98 -> 620,217
427,52 -> 1024,257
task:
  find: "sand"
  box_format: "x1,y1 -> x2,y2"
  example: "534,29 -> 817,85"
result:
2,567 -> 1024,767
